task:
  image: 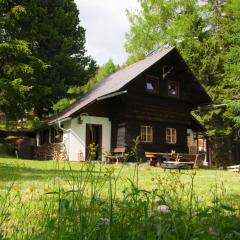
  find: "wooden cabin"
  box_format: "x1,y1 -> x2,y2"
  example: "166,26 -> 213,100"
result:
34,47 -> 212,161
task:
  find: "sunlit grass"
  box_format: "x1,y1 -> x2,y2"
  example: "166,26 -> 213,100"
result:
0,157 -> 240,239
0,157 -> 239,200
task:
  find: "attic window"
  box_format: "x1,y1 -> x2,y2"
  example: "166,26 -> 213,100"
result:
168,81 -> 179,97
146,75 -> 159,93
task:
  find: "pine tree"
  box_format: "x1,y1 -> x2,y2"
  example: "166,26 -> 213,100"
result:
18,0 -> 97,118
0,1 -> 46,119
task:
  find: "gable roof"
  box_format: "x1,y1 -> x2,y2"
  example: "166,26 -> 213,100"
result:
48,47 -> 212,124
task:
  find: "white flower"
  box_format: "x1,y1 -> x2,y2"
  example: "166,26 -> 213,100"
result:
99,218 -> 110,225
156,205 -> 170,213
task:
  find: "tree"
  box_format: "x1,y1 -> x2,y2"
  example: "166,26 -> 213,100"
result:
0,2 -> 46,119
53,59 -> 118,112
125,0 -> 240,163
0,0 -> 96,119
17,0 -> 97,118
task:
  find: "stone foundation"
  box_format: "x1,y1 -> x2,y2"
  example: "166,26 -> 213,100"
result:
33,143 -> 68,161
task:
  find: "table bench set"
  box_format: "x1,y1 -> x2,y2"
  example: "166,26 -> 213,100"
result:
105,148 -> 201,170
145,152 -> 201,169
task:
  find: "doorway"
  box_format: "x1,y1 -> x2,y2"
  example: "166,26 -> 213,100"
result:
86,124 -> 102,160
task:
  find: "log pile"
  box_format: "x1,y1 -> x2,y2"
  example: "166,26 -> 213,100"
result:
33,143 -> 68,161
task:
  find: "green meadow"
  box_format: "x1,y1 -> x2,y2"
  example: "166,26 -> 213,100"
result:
0,156 -> 240,239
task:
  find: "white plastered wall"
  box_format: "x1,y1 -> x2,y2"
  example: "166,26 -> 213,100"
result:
63,116 -> 111,161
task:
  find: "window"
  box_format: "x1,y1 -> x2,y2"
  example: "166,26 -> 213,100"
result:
141,126 -> 153,143
146,75 -> 159,93
166,128 -> 177,144
168,81 -> 179,97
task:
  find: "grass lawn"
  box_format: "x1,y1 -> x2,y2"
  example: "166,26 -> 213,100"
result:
0,156 -> 240,201
1,156 -> 240,239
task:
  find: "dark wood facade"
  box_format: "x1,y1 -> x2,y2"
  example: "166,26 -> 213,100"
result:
42,47 -> 212,161
79,50 -> 208,159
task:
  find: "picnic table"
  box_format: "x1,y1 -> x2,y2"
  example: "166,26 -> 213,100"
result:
145,152 -> 201,169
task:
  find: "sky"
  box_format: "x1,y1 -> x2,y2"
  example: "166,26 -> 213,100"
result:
75,0 -> 140,65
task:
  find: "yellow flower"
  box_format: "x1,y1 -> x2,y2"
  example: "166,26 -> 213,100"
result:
192,164 -> 198,169
28,186 -> 36,193
101,145 -> 105,149
192,169 -> 197,176
13,186 -> 20,192
44,187 -> 49,193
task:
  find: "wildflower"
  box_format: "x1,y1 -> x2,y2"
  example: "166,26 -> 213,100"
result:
101,145 -> 105,150
28,186 -> 36,193
193,164 -> 198,169
13,186 -> 20,192
192,169 -> 197,176
156,205 -> 170,213
99,218 -> 110,225
44,187 -> 49,193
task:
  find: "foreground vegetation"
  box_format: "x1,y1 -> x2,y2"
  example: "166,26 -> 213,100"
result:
0,157 -> 240,239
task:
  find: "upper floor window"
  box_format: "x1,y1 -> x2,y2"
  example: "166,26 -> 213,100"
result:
146,75 -> 159,93
166,128 -> 177,144
140,126 -> 153,143
168,81 -> 179,97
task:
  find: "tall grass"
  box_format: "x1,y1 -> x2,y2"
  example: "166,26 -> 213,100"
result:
0,161 -> 240,240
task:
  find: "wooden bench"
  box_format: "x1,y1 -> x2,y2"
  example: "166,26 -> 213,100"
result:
105,148 -> 126,164
226,165 -> 240,173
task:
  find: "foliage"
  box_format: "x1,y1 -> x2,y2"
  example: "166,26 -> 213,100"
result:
0,0 -> 97,119
125,0 -> 240,164
125,0 -> 240,135
0,158 -> 240,239
53,59 -> 119,112
0,2 -> 46,119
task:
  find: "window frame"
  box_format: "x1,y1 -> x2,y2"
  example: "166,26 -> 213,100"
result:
140,125 -> 153,143
145,75 -> 159,94
166,128 -> 177,144
168,80 -> 179,97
